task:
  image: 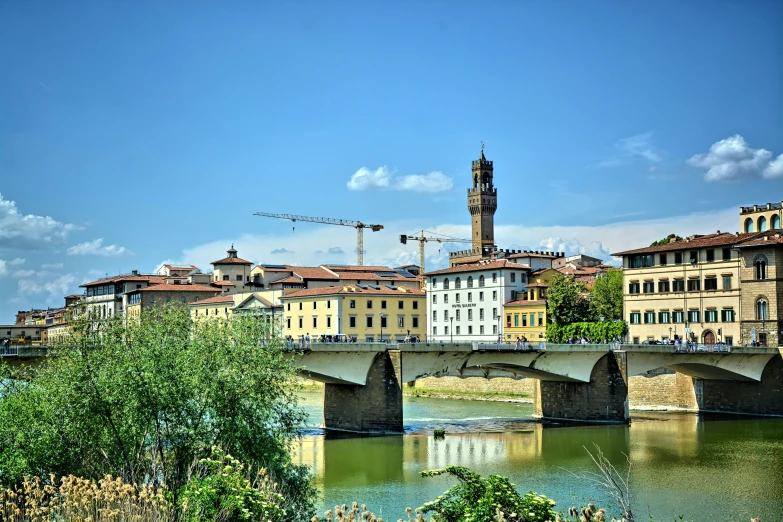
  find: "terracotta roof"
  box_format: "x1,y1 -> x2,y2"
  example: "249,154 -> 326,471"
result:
80,275 -> 164,287
322,265 -> 394,272
425,259 -> 531,276
272,275 -> 304,284
280,285 -> 425,299
332,271 -> 408,281
190,295 -> 235,305
525,283 -> 549,288
211,256 -> 252,265
256,265 -> 293,272
734,234 -> 783,248
130,284 -> 221,293
164,264 -> 199,271
291,267 -> 339,280
507,252 -> 558,259
211,281 -> 235,286
505,299 -> 547,306
612,232 -> 763,256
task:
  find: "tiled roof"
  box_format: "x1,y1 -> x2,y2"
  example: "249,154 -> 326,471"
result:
80,275 -> 164,287
291,267 -> 339,280
505,299 -> 547,306
280,285 -> 425,299
190,295 -> 235,305
130,284 -> 221,293
507,252 -> 558,259
210,281 -> 235,287
211,256 -> 252,265
612,232 -> 763,256
734,233 -> 783,248
322,265 -> 394,272
332,271 -> 408,281
525,283 -> 549,288
165,264 -> 199,270
425,259 -> 531,276
272,275 -> 304,284
256,266 -> 293,272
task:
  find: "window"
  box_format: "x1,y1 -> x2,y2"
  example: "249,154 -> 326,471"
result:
350,300 -> 356,309
479,275 -> 485,287
773,215 -> 781,230
721,309 -> 735,322
349,316 -> 356,328
687,279 -> 700,292
314,302 -> 317,309
298,317 -> 303,328
480,325 -> 485,334
492,308 -> 497,319
658,281 -> 670,292
755,257 -> 768,280
444,294 -> 449,304
432,278 -> 437,287
673,280 -> 685,292
629,282 -> 640,294
456,326 -> 461,335
313,317 -> 317,328
443,310 -> 448,321
492,290 -> 497,301
491,273 -> 497,283
722,276 -> 732,290
433,326 -> 437,336
398,300 -> 404,309
432,310 -> 437,322
479,309 -> 485,320
704,277 -> 717,291
455,310 -> 460,321
687,310 -> 700,323
366,316 -> 373,328
286,318 -> 291,329
223,275 -> 229,281
328,300 -> 331,309
630,313 -> 641,324
706,249 -> 715,262
722,248 -> 731,261
412,317 -> 419,328
468,309 -> 473,321
705,310 -> 718,322
658,311 -> 670,324
759,216 -> 768,232
432,294 -> 437,304
745,217 -> 754,233
643,282 -> 654,293
379,300 -> 386,309
644,312 -> 655,324
514,314 -> 519,326
467,325 -> 472,334
456,293 -> 461,303
673,311 -> 684,323
413,301 -> 418,310
674,252 -> 683,265
757,299 -> 768,320
455,278 -> 461,289
538,313 -> 543,326
444,326 -> 449,335
493,325 -> 497,334
467,292 -> 472,302
530,312 -> 535,326
327,316 -> 331,328
286,303 -> 291,311
479,291 -> 484,301
380,316 -> 387,328
443,278 -> 450,289
629,255 -> 654,268
367,300 -> 373,309
510,273 -> 516,282
659,254 -> 667,266
299,302 -> 303,310
522,314 -> 527,327
236,274 -> 243,281
467,276 -> 473,288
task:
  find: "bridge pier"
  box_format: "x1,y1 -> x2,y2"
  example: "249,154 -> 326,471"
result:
323,350 -> 403,433
534,352 -> 629,423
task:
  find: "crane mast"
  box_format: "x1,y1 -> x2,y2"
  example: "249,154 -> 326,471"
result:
253,212 -> 383,266
399,231 -> 472,290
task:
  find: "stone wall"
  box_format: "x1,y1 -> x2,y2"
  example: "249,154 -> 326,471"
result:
412,375 -> 535,396
628,373 -> 698,410
697,353 -> 783,415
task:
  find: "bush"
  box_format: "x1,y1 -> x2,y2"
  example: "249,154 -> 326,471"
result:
419,466 -> 557,522
546,321 -> 627,343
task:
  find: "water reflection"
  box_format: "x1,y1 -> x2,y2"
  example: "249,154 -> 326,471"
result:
294,392 -> 783,520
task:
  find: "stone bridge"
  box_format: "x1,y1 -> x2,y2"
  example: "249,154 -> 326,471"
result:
293,343 -> 783,433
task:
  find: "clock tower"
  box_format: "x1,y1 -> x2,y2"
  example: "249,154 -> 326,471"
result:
468,144 -> 497,251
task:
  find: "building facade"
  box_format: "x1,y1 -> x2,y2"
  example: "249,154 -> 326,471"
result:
740,201 -> 782,233
125,284 -> 221,319
211,246 -> 254,294
280,284 -> 425,342
734,234 -> 783,346
503,268 -> 557,342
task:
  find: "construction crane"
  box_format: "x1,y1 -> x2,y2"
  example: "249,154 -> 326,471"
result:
253,212 -> 384,266
400,231 -> 472,290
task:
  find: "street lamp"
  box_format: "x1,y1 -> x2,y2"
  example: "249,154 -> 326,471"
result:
450,317 -> 453,343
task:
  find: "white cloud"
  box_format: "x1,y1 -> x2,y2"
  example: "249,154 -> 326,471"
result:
9,258 -> 25,266
538,237 -> 617,266
12,269 -> 37,278
271,248 -> 293,254
687,134 -> 779,182
0,193 -> 78,250
41,263 -> 63,269
17,273 -> 77,299
764,153 -> 783,179
0,260 -> 6,277
67,238 -> 128,256
599,132 -> 663,168
347,166 -> 453,193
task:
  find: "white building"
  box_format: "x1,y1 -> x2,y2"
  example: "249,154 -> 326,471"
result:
211,245 -> 254,295
425,259 -> 533,343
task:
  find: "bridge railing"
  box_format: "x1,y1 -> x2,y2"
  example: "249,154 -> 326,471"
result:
0,345 -> 51,357
475,342 -> 545,352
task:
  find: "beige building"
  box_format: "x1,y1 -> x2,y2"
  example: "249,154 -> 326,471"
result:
189,290 -> 284,335
125,283 -> 221,319
740,201 -> 782,233
614,232 -> 752,345
734,233 -> 783,346
211,246 -> 254,294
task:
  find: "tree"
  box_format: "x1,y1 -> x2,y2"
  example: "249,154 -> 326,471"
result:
547,273 -> 591,325
649,233 -> 682,247
590,268 -> 623,321
0,305 -> 315,519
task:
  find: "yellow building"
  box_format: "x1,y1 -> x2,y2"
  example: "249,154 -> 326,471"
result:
503,268 -> 556,342
280,284 -> 426,342
740,201 -> 782,233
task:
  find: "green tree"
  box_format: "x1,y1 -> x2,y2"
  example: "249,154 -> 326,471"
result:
0,305 -> 315,519
546,273 -> 591,325
649,233 -> 683,247
590,268 -> 624,321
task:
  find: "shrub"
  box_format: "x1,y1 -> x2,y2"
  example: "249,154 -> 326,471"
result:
546,321 -> 627,343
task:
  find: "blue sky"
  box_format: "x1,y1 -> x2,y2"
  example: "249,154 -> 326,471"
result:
1,0 -> 781,321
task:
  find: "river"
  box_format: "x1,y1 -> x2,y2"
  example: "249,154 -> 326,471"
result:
293,391 -> 783,521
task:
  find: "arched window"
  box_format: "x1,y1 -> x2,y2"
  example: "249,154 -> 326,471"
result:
745,217 -> 754,233
755,256 -> 767,280
756,298 -> 768,320
772,214 -> 781,230
443,278 -> 450,290
479,275 -> 485,287
467,276 -> 474,288
758,216 -> 767,232
455,277 -> 461,289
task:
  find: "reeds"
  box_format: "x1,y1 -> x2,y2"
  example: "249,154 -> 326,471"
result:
0,474 -> 171,522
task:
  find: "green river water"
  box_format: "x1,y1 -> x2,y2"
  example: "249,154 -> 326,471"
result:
294,391 -> 783,522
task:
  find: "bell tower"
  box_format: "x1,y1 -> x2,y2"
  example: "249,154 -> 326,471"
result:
468,143 -> 497,251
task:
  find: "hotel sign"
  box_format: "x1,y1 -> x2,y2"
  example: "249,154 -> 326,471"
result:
452,303 -> 477,308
